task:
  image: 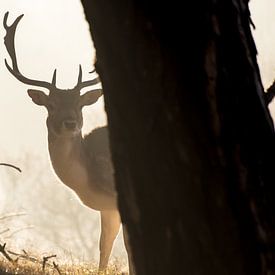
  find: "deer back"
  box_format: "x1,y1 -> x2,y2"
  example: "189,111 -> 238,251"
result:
84,126 -> 116,196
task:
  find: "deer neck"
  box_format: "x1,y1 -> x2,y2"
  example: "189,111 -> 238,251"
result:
48,132 -> 84,164
47,132 -> 89,189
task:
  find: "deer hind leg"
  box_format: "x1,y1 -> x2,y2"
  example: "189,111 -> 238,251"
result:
122,225 -> 136,275
98,210 -> 121,272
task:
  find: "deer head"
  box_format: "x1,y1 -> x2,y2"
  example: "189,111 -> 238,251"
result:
3,12 -> 102,138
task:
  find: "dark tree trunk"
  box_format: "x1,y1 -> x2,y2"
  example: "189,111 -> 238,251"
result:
81,1 -> 275,274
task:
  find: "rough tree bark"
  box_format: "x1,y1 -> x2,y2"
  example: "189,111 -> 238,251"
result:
81,1 -> 275,274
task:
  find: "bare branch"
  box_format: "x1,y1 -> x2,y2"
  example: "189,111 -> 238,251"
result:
0,228 -> 10,235
42,254 -> 56,271
0,243 -> 14,262
6,225 -> 34,238
6,246 -> 63,274
0,212 -> 26,221
5,247 -> 64,275
89,68 -> 96,74
53,261 -> 62,275
8,250 -> 39,264
0,163 -> 21,173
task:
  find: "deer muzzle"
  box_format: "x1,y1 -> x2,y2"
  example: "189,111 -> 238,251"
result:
63,120 -> 77,131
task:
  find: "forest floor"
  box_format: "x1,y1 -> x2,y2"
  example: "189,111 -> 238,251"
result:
0,245 -> 126,275
0,259 -> 125,274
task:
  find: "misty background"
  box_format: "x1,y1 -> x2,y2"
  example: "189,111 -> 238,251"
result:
0,0 -> 126,265
0,0 -> 273,266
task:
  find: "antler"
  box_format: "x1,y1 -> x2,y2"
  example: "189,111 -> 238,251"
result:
3,12 -> 55,90
4,12 -> 101,92
75,65 -> 101,90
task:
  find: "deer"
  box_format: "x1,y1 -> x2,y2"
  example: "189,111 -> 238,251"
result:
3,12 -> 134,275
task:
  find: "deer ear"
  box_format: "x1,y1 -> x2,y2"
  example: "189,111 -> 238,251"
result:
80,89 -> 102,106
27,89 -> 48,106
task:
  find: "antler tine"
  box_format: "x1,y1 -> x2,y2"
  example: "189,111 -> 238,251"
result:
74,64 -> 101,90
3,12 -> 54,90
52,69 -> 57,85
3,12 -> 23,72
77,64 -> 82,85
78,76 -> 101,89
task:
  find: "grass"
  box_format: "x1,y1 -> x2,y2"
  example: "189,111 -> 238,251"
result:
0,260 -> 125,274
0,245 -> 126,275
0,259 -> 126,274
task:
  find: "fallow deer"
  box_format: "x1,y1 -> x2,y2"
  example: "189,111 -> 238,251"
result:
3,12 -> 134,274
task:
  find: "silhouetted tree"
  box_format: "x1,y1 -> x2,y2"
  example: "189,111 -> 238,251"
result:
82,1 -> 275,274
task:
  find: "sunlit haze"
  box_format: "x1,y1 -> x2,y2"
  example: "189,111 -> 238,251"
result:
0,0 -> 125,265
0,0 -> 107,158
0,0 -> 273,267
250,0 -> 275,119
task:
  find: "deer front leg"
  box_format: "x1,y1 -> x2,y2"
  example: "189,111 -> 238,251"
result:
99,210 -> 121,272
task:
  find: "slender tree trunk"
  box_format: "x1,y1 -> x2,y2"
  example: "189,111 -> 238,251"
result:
81,1 -> 275,274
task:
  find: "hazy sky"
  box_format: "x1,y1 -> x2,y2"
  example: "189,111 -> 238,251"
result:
250,0 -> 275,85
0,0 -> 107,161
250,0 -> 275,119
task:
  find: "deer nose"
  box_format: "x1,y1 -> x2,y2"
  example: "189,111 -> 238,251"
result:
63,120 -> 77,130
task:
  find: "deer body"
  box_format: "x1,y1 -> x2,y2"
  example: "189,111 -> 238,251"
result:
3,12 -> 134,274
48,126 -> 117,210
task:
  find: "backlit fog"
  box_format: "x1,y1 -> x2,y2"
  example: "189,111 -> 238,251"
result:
0,0 -> 274,266
0,0 -> 126,265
